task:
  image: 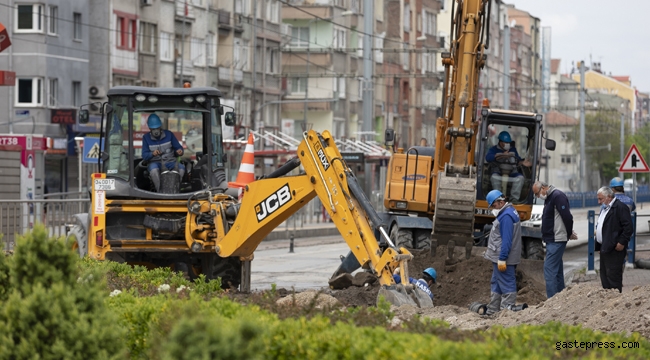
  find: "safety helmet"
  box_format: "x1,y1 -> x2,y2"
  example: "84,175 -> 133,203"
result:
147,114 -> 162,129
610,177 -> 624,188
423,268 -> 437,283
498,131 -> 512,143
486,189 -> 505,208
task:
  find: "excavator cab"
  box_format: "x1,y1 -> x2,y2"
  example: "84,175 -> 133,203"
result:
83,86 -> 235,199
476,108 -> 553,214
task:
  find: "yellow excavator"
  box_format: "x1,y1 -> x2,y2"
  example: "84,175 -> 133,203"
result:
67,85 -> 431,308
380,0 -> 556,259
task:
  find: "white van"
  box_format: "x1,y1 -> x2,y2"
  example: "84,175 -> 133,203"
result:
624,179 -> 637,193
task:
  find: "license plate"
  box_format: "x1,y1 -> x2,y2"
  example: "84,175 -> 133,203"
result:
94,179 -> 115,191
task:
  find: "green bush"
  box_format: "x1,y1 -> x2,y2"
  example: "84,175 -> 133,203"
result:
0,225 -> 126,360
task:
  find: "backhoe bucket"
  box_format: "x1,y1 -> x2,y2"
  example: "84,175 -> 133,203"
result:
378,284 -> 418,307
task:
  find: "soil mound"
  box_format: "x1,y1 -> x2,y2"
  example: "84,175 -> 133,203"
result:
329,245 -> 547,308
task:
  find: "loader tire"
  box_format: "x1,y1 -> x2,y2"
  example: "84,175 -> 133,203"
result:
390,225 -> 414,249
204,254 -> 242,290
523,238 -> 544,260
414,229 -> 432,250
65,225 -> 87,258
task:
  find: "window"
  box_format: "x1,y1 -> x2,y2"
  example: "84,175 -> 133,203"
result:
73,13 -> 82,40
291,78 -> 306,94
266,0 -> 279,23
117,15 -> 136,50
561,155 -> 575,164
160,32 -> 174,61
139,22 -> 158,54
561,132 -> 570,141
422,11 -> 435,35
333,78 -> 346,99
16,4 -> 44,32
404,4 -> 410,31
358,78 -> 363,99
48,6 -> 58,35
421,52 -> 435,73
333,28 -> 346,50
421,86 -> 436,108
240,40 -> 249,70
266,48 -> 278,74
206,33 -> 216,66
357,34 -> 363,57
375,33 -> 384,64
49,78 -> 58,107
191,0 -> 204,6
290,27 -> 309,48
17,78 -> 43,106
191,37 -> 205,66
235,0 -> 250,15
72,81 -> 81,107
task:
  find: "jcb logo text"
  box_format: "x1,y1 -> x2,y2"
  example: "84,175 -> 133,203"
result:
256,184 -> 292,222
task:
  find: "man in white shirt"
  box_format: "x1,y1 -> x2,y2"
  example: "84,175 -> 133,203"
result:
595,186 -> 633,292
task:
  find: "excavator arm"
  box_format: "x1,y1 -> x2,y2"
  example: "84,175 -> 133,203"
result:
198,130 -> 430,307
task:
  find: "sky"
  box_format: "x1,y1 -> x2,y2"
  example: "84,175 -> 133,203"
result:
505,0 -> 650,92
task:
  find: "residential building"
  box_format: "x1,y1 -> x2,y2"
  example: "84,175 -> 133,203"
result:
540,111 -> 578,192
0,0 -> 90,193
506,4 -> 540,112
571,67 -> 637,133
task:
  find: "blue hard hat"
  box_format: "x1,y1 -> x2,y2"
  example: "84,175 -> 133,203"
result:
498,131 -> 512,143
486,189 -> 504,208
147,114 -> 162,129
423,268 -> 437,282
610,177 -> 624,187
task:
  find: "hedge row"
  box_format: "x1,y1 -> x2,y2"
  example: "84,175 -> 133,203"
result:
1,226 -> 649,359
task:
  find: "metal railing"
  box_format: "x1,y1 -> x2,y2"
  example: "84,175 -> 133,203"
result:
567,191 -> 650,209
1,199 -> 90,251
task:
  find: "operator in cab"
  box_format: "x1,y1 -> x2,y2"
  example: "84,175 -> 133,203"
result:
486,131 -> 531,201
142,114 -> 185,192
393,267 -> 437,300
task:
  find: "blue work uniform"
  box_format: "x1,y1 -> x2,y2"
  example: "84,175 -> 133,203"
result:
614,193 -> 636,212
142,130 -> 185,173
393,274 -> 434,300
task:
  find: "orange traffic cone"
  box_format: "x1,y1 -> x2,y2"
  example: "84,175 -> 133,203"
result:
228,132 -> 256,189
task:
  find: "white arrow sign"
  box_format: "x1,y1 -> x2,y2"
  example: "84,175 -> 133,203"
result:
619,144 -> 649,173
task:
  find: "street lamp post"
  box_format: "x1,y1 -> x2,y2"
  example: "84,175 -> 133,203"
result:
74,136 -> 84,193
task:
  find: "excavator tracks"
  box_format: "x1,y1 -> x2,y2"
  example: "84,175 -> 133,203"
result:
432,171 -> 477,248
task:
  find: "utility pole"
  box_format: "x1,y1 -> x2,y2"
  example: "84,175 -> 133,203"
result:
362,0 -> 374,194
180,0 -> 187,86
503,24 -> 510,110
251,0 -> 258,131
579,61 -> 586,192
620,112 -> 624,179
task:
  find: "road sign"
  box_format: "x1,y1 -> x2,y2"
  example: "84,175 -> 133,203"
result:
619,144 -> 649,172
82,137 -> 104,163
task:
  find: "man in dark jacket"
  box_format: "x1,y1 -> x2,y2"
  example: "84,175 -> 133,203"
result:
483,189 -> 522,315
532,181 -> 574,298
596,186 -> 633,292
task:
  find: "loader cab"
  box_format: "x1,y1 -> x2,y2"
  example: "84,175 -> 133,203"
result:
80,86 -> 235,200
477,109 -> 553,206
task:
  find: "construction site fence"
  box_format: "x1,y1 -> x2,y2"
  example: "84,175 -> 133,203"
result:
566,191 -> 650,209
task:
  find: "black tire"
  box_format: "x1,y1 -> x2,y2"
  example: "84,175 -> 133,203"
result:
65,225 -> 87,257
523,238 -> 544,260
414,229 -> 432,250
203,254 -> 242,290
390,224 -> 414,249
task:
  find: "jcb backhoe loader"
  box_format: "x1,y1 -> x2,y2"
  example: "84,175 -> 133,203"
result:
379,0 -> 556,260
67,85 -> 431,308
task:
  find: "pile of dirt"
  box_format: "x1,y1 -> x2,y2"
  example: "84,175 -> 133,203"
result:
394,282 -> 650,338
329,245 -> 547,309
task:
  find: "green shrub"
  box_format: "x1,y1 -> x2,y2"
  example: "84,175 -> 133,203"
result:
0,225 -> 126,360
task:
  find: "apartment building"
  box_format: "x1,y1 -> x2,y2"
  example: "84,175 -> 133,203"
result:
0,0 -> 90,193
505,4 -> 540,112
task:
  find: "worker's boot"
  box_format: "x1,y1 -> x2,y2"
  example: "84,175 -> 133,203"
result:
485,292 -> 501,316
150,168 -> 161,192
501,292 -> 517,311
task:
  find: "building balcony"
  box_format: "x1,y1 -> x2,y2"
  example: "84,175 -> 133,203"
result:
175,60 -> 194,77
217,9 -> 232,30
218,67 -> 243,83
